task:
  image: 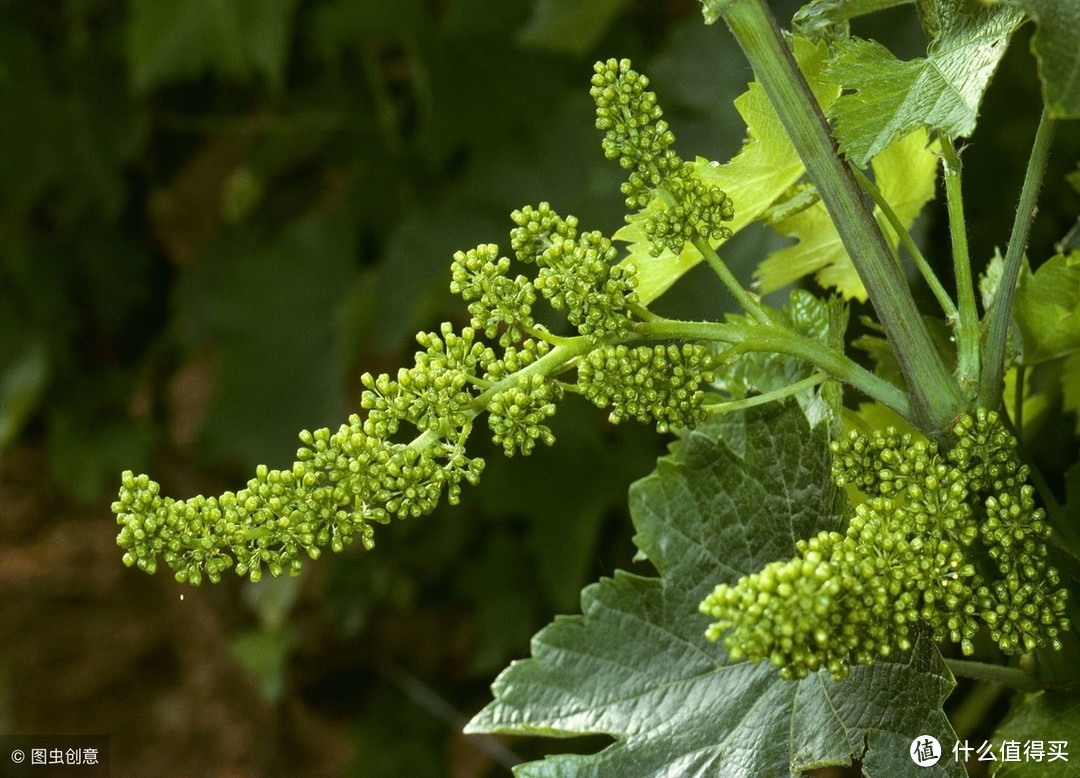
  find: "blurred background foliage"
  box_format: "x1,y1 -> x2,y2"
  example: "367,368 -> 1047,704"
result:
0,0 -> 1076,775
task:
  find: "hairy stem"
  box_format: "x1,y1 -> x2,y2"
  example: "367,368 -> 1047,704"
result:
710,0 -> 964,434
980,106 -> 1056,408
940,138 -> 980,393
945,658 -> 1043,692
851,167 -> 958,323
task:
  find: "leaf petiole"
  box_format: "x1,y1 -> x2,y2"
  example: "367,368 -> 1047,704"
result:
705,371 -> 827,414
940,137 -> 980,394
851,166 -> 958,323
690,234 -> 772,326
640,318 -> 911,418
980,106 -> 1056,408
945,658 -> 1043,692
711,0 -> 964,433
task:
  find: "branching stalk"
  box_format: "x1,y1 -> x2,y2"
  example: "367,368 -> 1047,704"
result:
706,372 -> 827,414
655,180 -> 772,326
980,106 -> 1056,408
851,167 -> 958,323
690,235 -> 772,326
640,318 -> 911,417
711,0 -> 965,434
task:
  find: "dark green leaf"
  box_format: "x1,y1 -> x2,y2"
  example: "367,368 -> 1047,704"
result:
987,0 -> 1080,118
794,0 -> 913,41
468,403 -> 961,777
991,691 -> 1080,776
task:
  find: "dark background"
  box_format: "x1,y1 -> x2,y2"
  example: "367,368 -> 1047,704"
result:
0,1 -> 1074,775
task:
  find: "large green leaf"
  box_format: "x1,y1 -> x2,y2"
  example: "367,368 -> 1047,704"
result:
467,403 -> 961,777
826,0 -> 1025,164
987,0 -> 1080,118
615,38 -> 840,305
991,691 -> 1080,776
1012,250 -> 1080,365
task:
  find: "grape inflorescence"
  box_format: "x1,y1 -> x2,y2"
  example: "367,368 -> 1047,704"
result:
113,60 -> 737,585
591,58 -> 735,256
701,409 -> 1070,680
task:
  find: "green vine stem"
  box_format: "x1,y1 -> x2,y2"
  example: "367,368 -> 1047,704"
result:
273,317 -> 907,475
706,371 -> 827,414
706,0 -> 965,434
939,138 -> 981,393
980,106 -> 1056,408
639,318 -> 911,417
945,658 -> 1043,693
653,181 -> 774,326
851,166 -> 958,323
690,234 -> 772,326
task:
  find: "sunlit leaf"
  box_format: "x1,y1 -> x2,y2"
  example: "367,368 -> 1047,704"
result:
755,128 -> 938,299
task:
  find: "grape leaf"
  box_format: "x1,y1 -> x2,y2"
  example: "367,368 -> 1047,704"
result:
755,128 -> 938,300
1012,250 -> 1080,365
467,403 -> 961,777
825,0 -> 1025,165
616,38 -> 840,305
991,691 -> 1080,776
1012,250 -> 1080,434
127,0 -> 299,92
987,0 -> 1080,119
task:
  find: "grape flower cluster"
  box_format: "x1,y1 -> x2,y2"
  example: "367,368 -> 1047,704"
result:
113,58 -> 740,586
700,409 -> 1070,680
591,58 -> 735,256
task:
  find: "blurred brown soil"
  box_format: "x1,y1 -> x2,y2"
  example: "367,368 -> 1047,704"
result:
0,445 -> 353,777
